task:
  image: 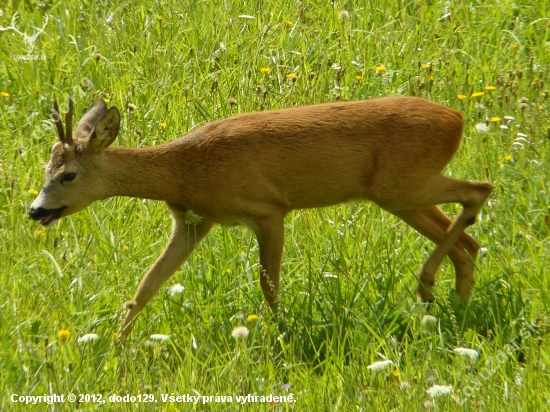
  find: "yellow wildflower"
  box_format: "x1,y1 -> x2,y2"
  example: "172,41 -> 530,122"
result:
355,75 -> 362,81
35,230 -> 45,237
471,92 -> 484,98
260,67 -> 270,74
157,16 -> 163,22
489,117 -> 501,122
375,65 -> 386,74
484,86 -> 497,91
286,73 -> 297,80
1,92 -> 9,98
428,75 -> 434,81
504,154 -> 513,161
422,64 -> 431,69
160,122 -> 167,128
103,98 -> 110,103
57,329 -> 71,341
28,189 -> 39,196
392,370 -> 401,378
285,20 -> 293,27
247,314 -> 259,321
457,94 -> 467,101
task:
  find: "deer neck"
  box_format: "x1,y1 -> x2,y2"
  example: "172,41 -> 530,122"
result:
101,144 -> 187,203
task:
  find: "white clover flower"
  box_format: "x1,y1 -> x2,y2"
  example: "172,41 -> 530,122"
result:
168,283 -> 185,296
77,333 -> 99,343
427,385 -> 453,398
150,334 -> 170,341
231,326 -> 249,340
366,360 -> 394,371
453,347 -> 479,360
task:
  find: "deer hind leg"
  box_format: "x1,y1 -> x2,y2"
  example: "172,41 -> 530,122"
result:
252,213 -> 285,313
384,176 -> 493,302
121,207 -> 213,338
392,206 -> 481,303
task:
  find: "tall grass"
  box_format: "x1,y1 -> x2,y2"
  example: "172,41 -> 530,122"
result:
1,0 -> 549,410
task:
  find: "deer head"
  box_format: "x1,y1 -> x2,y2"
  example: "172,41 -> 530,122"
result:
29,98 -> 121,226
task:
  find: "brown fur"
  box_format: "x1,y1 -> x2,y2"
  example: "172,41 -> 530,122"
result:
30,96 -> 493,337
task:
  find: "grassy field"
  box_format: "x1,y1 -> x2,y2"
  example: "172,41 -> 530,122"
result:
1,0 -> 549,410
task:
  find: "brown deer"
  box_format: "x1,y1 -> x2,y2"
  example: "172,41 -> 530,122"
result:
29,96 -> 493,337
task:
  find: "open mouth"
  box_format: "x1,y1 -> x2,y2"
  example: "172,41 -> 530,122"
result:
38,206 -> 67,226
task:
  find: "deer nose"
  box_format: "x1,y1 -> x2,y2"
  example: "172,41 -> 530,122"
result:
29,206 -> 49,220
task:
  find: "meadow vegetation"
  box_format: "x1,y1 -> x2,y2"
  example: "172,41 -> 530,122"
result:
1,0 -> 549,410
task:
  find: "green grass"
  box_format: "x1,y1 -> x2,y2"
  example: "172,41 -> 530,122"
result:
1,0 -> 549,410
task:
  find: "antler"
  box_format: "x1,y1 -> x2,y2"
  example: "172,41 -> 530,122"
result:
66,98 -> 74,144
51,96 -> 66,143
0,12 -> 18,32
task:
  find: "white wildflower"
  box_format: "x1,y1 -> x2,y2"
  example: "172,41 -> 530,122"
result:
77,333 -> 99,343
479,247 -> 488,256
453,347 -> 479,360
231,326 -> 249,340
427,385 -> 453,398
323,272 -> 338,279
150,334 -> 170,341
514,372 -> 522,386
366,360 -> 394,371
516,132 -> 528,138
504,115 -> 515,121
339,10 -> 350,19
168,283 -> 185,296
500,125 -> 509,130
421,315 -> 438,333
475,123 -> 489,133
400,381 -> 411,390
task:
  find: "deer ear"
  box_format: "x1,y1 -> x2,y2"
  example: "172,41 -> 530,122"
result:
88,107 -> 120,152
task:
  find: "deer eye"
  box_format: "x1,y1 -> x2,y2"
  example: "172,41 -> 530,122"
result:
62,173 -> 77,182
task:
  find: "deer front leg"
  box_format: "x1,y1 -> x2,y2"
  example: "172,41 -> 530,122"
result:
253,214 -> 285,313
121,214 -> 212,337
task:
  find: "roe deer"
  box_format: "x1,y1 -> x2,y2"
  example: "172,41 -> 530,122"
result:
29,96 -> 493,337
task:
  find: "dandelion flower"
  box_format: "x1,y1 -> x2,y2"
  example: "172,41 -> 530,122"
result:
339,10 -> 350,19
284,20 -> 293,27
426,385 -> 453,398
168,284 -> 184,296
453,347 -> 479,360
471,91 -> 484,98
286,73 -> 297,80
457,94 -> 467,101
231,326 -> 249,340
355,75 -> 362,81
366,360 -> 394,371
35,230 -> 45,237
150,334 -> 170,341
1,92 -> 10,98
28,189 -> 39,196
160,122 -> 167,128
375,65 -> 386,74
421,315 -> 438,333
422,63 -> 431,69
247,314 -> 259,321
489,117 -> 501,122
77,333 -> 99,343
57,329 -> 71,341
475,123 -> 489,133
260,67 -> 270,74
504,154 -> 513,161
484,86 -> 497,91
